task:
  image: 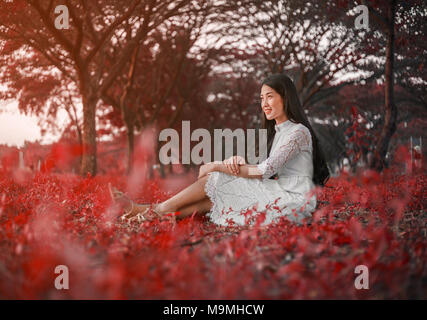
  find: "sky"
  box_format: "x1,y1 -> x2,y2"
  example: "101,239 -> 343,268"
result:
0,100 -> 63,148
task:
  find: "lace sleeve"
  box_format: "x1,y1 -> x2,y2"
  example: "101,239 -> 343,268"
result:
257,126 -> 312,179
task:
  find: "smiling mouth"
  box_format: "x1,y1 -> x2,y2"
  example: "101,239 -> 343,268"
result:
264,108 -> 272,114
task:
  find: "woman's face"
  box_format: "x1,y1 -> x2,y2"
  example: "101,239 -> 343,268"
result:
260,84 -> 287,123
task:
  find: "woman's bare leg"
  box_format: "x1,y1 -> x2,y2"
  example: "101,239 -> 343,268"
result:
130,196 -> 212,220
175,198 -> 213,220
155,175 -> 211,214
123,175 -> 212,219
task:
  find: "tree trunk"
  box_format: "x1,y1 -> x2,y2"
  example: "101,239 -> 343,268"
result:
80,94 -> 97,176
370,0 -> 397,172
76,123 -> 83,173
126,122 -> 134,174
120,46 -> 139,174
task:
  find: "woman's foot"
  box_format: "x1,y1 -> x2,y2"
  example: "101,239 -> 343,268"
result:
108,184 -> 177,223
108,183 -> 132,212
130,203 -> 178,223
108,183 -> 151,220
122,203 -> 152,220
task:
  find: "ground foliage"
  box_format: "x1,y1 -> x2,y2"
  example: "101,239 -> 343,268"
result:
0,145 -> 425,299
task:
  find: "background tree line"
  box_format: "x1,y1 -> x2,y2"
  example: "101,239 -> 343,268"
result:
0,0 -> 425,176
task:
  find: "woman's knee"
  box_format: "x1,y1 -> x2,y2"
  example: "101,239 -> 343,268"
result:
202,198 -> 213,212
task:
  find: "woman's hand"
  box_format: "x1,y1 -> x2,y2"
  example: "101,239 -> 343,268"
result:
223,155 -> 246,175
198,163 -> 216,179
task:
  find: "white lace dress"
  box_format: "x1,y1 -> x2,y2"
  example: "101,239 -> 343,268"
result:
204,119 -> 317,227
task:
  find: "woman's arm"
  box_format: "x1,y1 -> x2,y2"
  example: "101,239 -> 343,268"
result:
256,127 -> 312,179
215,163 -> 263,179
198,162 -> 263,179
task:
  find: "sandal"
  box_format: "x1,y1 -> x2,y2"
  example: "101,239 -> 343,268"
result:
128,207 -> 157,223
108,183 -> 133,213
108,183 -> 151,220
108,184 -> 178,223
128,206 -> 178,224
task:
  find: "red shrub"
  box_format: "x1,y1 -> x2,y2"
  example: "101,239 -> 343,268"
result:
0,146 -> 425,299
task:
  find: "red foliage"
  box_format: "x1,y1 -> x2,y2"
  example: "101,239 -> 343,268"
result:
0,145 -> 425,299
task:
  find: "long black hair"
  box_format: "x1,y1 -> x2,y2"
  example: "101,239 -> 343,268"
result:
260,73 -> 330,187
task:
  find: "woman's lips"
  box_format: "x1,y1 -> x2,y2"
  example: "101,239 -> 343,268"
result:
265,109 -> 272,114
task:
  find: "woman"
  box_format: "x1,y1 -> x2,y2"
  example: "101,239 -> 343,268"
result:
110,73 -> 330,226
